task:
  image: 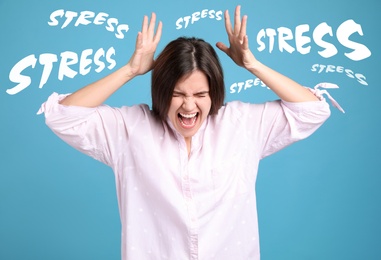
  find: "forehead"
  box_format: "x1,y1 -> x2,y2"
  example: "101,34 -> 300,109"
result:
174,70 -> 209,93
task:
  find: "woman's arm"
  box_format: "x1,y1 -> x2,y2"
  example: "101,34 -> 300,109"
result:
216,6 -> 318,102
60,13 -> 162,107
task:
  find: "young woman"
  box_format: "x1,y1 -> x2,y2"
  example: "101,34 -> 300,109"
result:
39,6 -> 341,260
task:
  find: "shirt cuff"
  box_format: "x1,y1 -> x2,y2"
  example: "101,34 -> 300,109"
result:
37,92 -> 97,117
307,82 -> 345,113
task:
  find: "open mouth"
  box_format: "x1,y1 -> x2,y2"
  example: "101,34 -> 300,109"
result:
178,112 -> 198,128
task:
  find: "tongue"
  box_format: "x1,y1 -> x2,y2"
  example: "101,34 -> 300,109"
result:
182,116 -> 194,125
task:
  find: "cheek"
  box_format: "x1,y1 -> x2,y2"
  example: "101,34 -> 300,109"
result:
168,99 -> 180,115
200,99 -> 212,115
206,98 -> 212,112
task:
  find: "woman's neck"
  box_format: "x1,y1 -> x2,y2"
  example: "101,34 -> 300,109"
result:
185,137 -> 191,157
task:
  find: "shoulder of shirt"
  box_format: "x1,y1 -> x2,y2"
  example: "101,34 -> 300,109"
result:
116,103 -> 151,114
120,103 -> 164,124
213,100 -> 282,121
221,100 -> 282,111
218,100 -> 257,113
211,101 -> 249,122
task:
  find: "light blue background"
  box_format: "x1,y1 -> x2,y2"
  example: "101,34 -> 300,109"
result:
1,0 -> 380,259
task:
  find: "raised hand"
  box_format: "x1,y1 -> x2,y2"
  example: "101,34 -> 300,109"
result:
216,6 -> 257,70
59,14 -> 162,107
128,13 -> 163,77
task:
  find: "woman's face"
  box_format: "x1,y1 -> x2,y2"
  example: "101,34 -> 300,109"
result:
168,70 -> 212,141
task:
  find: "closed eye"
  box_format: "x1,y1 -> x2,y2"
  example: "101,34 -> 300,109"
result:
172,91 -> 209,98
172,92 -> 184,97
195,91 -> 209,98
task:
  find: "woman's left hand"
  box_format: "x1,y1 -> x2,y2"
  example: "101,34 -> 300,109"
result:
216,5 -> 258,70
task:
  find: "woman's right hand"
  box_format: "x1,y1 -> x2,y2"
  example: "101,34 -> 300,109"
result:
127,13 -> 163,77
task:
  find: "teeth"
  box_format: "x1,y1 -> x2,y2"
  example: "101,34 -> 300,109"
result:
179,112 -> 197,118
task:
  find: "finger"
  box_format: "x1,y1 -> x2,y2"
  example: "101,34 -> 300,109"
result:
234,5 -> 241,35
243,35 -> 249,50
224,9 -> 233,35
153,21 -> 163,44
141,15 -> 148,34
216,42 -> 229,55
141,15 -> 148,41
148,12 -> 157,39
239,15 -> 247,40
135,32 -> 143,47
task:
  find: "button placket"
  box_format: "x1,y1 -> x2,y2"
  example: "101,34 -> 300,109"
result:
180,145 -> 199,259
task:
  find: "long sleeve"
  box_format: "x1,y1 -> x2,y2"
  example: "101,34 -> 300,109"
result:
259,83 -> 344,158
259,97 -> 330,158
222,84 -> 341,159
37,92 -> 150,166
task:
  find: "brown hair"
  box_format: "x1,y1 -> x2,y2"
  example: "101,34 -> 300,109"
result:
151,37 -> 225,120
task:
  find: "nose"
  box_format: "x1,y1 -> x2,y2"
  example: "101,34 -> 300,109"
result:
182,96 -> 196,111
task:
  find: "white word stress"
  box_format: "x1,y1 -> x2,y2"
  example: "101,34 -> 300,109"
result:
7,47 -> 116,95
257,19 -> 371,61
230,78 -> 267,94
176,9 -> 223,29
311,64 -> 367,86
48,10 -> 129,39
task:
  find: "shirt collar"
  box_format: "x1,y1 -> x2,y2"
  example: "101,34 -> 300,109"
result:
165,116 -> 209,149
